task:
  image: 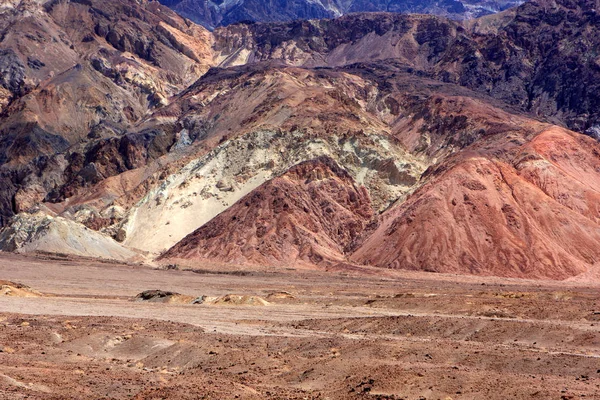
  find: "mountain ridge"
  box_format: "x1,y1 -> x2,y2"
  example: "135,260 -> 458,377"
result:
1,0 -> 600,280
160,0 -> 523,30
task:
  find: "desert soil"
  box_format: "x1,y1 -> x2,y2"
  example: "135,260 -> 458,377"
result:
0,252 -> 599,399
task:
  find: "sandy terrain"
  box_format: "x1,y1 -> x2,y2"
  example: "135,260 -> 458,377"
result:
0,252 -> 599,399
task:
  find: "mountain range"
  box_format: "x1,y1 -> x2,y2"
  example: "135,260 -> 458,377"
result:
1,0 -> 600,280
159,0 -> 524,29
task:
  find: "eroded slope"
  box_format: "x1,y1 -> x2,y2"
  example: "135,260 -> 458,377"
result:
161,157 -> 373,267
352,127 -> 600,279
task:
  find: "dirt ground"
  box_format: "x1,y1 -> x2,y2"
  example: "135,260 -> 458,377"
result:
0,253 -> 599,399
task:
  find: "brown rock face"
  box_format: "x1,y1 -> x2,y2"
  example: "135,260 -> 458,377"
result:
211,0 -> 600,132
161,157 -> 373,267
0,0 -> 214,225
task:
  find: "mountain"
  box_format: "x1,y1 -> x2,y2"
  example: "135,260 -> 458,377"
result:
159,0 -> 524,30
0,0 -> 213,226
2,0 -> 600,280
351,125 -> 600,279
209,6 -> 600,132
160,59 -> 600,279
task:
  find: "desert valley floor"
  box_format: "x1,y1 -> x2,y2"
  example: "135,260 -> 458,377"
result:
0,253 -> 598,399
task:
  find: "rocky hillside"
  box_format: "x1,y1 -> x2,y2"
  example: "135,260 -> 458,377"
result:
2,0 -> 600,280
161,156 -> 374,267
160,0 -> 523,30
0,0 -> 213,226
211,4 -> 600,132
352,126 -> 600,279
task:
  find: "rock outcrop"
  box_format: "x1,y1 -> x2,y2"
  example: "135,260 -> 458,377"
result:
0,211 -> 138,261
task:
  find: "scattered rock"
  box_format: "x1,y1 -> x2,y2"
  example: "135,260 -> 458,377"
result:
134,290 -> 195,304
0,281 -> 41,297
206,294 -> 270,306
266,291 -> 295,300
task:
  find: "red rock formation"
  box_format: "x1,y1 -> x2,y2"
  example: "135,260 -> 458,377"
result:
161,157 -> 373,267
351,127 -> 600,280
